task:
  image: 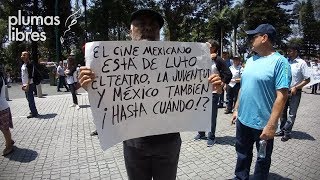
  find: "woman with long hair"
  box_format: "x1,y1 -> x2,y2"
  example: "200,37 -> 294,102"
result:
65,56 -> 80,110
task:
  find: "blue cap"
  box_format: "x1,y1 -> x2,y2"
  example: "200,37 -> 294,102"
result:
246,24 -> 276,40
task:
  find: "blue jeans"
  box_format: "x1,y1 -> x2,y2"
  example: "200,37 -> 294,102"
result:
25,83 -> 38,115
235,120 -> 274,180
280,90 -> 302,136
198,93 -> 219,139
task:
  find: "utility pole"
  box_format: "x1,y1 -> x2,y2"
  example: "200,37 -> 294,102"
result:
55,0 -> 61,63
83,0 -> 87,42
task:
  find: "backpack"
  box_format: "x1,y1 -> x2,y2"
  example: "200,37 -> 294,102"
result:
32,62 -> 43,85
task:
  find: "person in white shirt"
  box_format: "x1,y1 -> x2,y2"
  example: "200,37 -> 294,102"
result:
225,56 -> 243,114
0,72 -> 15,156
21,51 -> 38,118
276,44 -> 310,141
57,61 -> 69,92
65,56 -> 80,110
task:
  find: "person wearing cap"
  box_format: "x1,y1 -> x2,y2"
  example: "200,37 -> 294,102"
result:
194,39 -> 232,147
225,56 -> 242,114
231,24 -> 291,179
79,9 -> 224,180
276,43 -> 310,142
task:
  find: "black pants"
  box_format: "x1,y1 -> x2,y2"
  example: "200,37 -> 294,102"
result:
68,83 -> 78,105
58,76 -> 69,91
226,83 -> 240,111
312,84 -> 318,94
198,93 -> 219,139
123,138 -> 181,180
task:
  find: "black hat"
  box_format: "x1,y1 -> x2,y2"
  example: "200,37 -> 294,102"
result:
246,24 -> 276,40
130,9 -> 164,28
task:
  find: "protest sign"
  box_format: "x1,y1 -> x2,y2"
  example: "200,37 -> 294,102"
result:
305,66 -> 320,87
85,41 -> 212,150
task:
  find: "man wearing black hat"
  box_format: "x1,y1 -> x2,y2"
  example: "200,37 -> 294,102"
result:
79,8 -> 224,180
231,24 -> 291,179
276,43 -> 310,142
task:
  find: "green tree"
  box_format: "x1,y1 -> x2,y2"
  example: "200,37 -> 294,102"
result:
229,4 -> 244,55
300,0 -> 318,58
243,0 -> 294,46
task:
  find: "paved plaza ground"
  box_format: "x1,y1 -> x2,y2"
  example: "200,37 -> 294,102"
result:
0,82 -> 320,179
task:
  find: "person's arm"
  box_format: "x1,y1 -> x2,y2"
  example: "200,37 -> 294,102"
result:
231,88 -> 241,124
23,63 -> 33,91
260,88 -> 288,140
291,78 -> 310,95
216,57 -> 232,84
291,61 -> 311,95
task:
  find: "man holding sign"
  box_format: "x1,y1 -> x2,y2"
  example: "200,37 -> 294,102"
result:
79,9 -> 224,180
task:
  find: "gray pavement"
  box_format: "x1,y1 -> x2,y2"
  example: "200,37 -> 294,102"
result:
1,82 -> 320,180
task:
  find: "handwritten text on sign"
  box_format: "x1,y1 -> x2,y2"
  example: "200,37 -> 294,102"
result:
85,41 -> 212,150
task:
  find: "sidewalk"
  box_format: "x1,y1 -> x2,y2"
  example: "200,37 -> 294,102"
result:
0,84 -> 320,179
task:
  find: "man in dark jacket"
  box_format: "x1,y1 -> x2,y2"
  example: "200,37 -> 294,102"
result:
194,39 -> 232,147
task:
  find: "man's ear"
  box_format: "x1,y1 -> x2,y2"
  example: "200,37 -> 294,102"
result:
262,34 -> 269,43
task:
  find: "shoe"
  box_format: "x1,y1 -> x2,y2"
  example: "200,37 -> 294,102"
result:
207,138 -> 216,147
194,134 -> 207,141
275,131 -> 284,136
2,146 -> 14,156
57,90 -> 61,92
281,135 -> 291,142
69,104 -> 76,107
90,130 -> 98,136
27,114 -> 38,118
76,105 -> 80,110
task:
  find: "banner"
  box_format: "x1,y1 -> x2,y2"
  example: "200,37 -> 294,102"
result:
305,66 -> 320,87
85,41 -> 212,150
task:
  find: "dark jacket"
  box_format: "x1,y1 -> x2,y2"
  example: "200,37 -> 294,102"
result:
214,56 -> 232,84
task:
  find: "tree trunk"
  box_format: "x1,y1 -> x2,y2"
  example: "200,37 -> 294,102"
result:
232,27 -> 237,56
32,0 -> 39,63
220,27 -> 223,56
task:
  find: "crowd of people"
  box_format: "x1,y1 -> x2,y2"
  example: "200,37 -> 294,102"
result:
1,8 -> 320,180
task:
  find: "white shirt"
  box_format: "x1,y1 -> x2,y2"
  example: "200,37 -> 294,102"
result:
57,65 -> 65,76
21,63 -> 33,86
0,78 -> 9,111
228,65 -> 243,87
66,69 -> 78,84
289,57 -> 310,88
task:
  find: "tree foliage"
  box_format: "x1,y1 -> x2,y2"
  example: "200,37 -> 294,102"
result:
1,0 -> 319,77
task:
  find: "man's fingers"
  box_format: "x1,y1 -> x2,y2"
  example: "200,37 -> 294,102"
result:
80,66 -> 90,70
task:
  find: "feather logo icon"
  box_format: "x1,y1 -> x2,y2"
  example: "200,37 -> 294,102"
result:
60,8 -> 81,44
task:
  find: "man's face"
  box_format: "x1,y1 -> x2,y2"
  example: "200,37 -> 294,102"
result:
249,33 -> 267,52
21,52 -> 29,62
130,15 -> 160,41
222,53 -> 229,60
287,48 -> 297,60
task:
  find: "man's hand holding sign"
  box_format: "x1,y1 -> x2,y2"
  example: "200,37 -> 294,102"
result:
80,41 -> 225,149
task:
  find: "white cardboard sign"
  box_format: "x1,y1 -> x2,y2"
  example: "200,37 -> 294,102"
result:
85,41 -> 212,150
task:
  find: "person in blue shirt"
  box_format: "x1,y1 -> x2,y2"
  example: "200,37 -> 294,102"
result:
231,24 -> 291,180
